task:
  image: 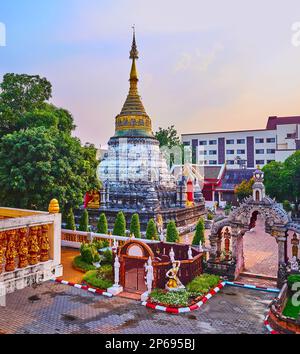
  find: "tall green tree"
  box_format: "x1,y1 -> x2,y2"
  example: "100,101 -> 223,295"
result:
66,208 -> 76,231
79,209 -> 89,232
97,213 -> 108,234
234,177 -> 254,201
263,161 -> 288,201
155,125 -> 181,148
113,211 -> 126,236
0,74 -> 100,212
146,219 -> 158,240
130,213 -> 141,238
166,220 -> 179,243
192,218 -> 205,246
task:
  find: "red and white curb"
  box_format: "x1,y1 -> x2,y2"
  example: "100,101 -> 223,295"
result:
226,281 -> 280,294
142,281 -> 226,314
53,279 -> 113,298
264,313 -> 279,334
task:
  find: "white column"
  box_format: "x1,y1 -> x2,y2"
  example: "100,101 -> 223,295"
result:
0,282 -> 6,307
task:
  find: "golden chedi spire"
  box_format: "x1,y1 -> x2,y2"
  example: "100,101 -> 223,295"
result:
114,27 -> 153,138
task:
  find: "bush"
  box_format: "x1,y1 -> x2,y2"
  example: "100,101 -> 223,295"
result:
66,208 -> 76,230
73,255 -> 96,272
186,274 -> 220,295
96,264 -> 113,282
146,219 -> 158,240
102,249 -> 113,264
97,213 -> 108,234
149,289 -> 191,307
283,200 -> 292,213
207,213 -> 214,221
83,269 -> 113,290
130,213 -> 141,238
80,243 -> 100,264
166,220 -> 179,243
79,209 -> 89,232
192,218 -> 205,245
113,211 -> 126,236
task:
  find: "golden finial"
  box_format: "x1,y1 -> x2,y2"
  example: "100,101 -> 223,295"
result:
48,199 -> 60,214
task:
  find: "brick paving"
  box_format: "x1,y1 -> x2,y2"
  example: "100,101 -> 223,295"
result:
0,281 -> 275,334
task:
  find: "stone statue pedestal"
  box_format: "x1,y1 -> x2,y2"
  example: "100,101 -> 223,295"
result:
107,285 -> 123,296
141,291 -> 149,302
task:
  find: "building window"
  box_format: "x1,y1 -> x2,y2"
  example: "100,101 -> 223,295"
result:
199,140 -> 207,146
266,138 -> 275,143
199,150 -> 207,155
209,140 -> 217,145
183,141 -> 190,146
267,160 -> 275,164
209,150 -> 217,155
237,139 -> 245,144
226,150 -> 235,154
255,138 -> 264,143
255,149 -> 264,154
226,139 -> 234,144
237,149 -> 245,154
256,160 -> 265,165
266,149 -> 275,154
209,160 -> 217,165
227,160 -> 235,165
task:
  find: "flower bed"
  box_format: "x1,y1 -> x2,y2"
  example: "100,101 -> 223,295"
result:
148,274 -> 221,309
82,265 -> 113,290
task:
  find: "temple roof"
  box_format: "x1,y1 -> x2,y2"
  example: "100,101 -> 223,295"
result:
114,29 -> 154,138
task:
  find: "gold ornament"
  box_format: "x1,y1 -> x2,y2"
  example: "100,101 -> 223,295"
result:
48,199 -> 60,214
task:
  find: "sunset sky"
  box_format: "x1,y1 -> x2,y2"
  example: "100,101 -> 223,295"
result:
1,0 -> 300,147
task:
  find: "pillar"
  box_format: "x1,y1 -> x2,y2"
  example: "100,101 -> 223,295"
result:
277,233 -> 288,288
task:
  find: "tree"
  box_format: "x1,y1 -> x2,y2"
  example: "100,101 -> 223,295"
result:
130,213 -> 141,238
97,213 -> 108,234
192,218 -> 205,246
146,219 -> 158,240
113,211 -> 126,236
155,125 -> 181,148
0,127 -> 100,212
166,220 -> 179,243
234,177 -> 254,201
0,74 -> 52,136
79,209 -> 89,232
263,161 -> 286,201
66,208 -> 76,231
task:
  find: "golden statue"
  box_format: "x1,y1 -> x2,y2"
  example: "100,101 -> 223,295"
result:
18,228 -> 29,268
87,190 -> 100,209
28,227 -> 40,265
166,260 -> 185,291
5,230 -> 17,272
40,225 -> 50,262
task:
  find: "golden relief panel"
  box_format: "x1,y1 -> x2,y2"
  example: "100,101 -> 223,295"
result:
115,115 -> 152,131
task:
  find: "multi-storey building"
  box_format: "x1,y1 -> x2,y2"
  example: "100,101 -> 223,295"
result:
182,116 -> 300,169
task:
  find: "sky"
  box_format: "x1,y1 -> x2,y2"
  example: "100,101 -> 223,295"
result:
0,0 -> 300,147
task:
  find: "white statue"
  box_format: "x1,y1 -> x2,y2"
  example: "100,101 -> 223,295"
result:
113,255 -> 121,286
290,256 -> 299,272
160,231 -> 165,242
199,240 -> 204,252
144,257 -> 154,294
188,246 -> 193,260
169,247 -> 175,263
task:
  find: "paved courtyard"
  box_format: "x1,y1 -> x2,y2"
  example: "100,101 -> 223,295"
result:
0,281 -> 274,334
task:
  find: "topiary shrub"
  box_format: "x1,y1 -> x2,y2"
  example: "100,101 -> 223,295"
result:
65,208 -> 76,230
102,249 -> 113,264
83,269 -> 113,290
78,209 -> 89,232
80,243 -> 100,264
207,212 -> 214,221
97,213 -> 108,234
192,218 -> 205,245
113,211 -> 126,236
130,213 -> 141,238
166,220 -> 179,243
146,219 -> 158,240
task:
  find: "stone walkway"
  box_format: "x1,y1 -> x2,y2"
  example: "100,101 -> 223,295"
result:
59,247 -> 82,284
0,281 -> 274,334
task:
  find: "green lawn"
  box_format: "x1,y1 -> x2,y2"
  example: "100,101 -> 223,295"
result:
283,297 -> 300,319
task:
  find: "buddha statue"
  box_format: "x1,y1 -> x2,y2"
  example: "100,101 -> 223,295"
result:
87,190 -> 100,209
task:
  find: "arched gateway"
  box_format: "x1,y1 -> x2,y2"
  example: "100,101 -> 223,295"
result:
207,168 -> 299,288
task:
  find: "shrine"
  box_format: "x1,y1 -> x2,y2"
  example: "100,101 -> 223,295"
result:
85,30 -> 205,230
206,168 -> 300,288
110,239 -> 204,296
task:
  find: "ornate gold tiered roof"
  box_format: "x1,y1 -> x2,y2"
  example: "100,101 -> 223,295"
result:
114,28 -> 153,138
